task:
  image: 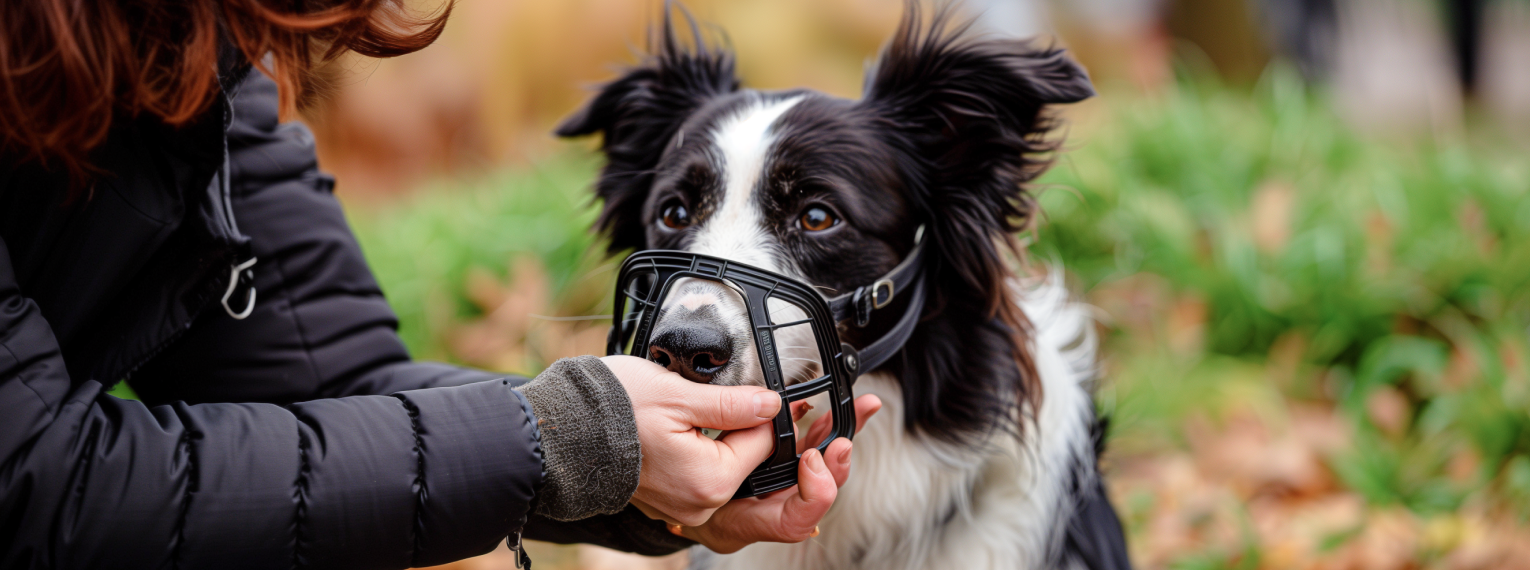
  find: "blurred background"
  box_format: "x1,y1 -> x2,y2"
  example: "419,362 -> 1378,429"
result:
298,0 -> 1530,567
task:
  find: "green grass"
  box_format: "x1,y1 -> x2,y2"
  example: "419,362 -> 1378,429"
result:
349,155 -> 608,363
351,68 -> 1530,540
1033,67 -> 1530,519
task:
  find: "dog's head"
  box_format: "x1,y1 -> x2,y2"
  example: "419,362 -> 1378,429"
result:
559,2 -> 1092,442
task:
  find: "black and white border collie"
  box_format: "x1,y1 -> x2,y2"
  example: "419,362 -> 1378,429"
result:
558,3 -> 1131,569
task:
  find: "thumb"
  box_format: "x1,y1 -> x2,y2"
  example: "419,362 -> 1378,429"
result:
674,382 -> 782,430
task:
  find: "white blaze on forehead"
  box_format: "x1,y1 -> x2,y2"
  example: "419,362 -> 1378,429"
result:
688,95 -> 804,274
672,292 -> 717,312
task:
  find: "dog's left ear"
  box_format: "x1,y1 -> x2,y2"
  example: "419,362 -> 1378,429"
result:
860,3 -> 1092,306
557,4 -> 739,253
859,4 -> 1093,440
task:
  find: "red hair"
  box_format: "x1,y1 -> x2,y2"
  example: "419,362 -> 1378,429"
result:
0,0 -> 451,184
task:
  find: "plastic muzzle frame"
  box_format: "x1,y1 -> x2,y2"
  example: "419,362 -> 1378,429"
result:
608,252 -> 858,498
607,228 -> 927,498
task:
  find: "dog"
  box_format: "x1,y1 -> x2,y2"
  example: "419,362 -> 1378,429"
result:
558,3 -> 1131,569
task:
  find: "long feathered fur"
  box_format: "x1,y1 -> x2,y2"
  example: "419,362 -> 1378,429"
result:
857,2 -> 1093,444
556,3 -> 739,255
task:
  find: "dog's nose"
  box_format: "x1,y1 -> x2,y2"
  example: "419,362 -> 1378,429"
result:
649,325 -> 733,383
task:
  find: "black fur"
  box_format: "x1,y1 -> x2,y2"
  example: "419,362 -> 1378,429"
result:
558,1 -> 1092,443
1057,416 -> 1132,570
555,3 -> 740,255
848,3 -> 1092,443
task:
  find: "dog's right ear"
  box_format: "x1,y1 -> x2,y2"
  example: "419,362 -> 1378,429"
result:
557,4 -> 739,254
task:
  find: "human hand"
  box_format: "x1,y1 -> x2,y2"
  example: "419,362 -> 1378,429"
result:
599,355 -> 783,527
666,394 -> 883,553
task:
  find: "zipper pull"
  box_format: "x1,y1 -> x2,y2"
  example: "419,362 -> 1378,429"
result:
221,257 -> 258,319
511,529 -> 531,569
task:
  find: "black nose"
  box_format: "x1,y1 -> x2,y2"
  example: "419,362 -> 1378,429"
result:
649,325 -> 733,383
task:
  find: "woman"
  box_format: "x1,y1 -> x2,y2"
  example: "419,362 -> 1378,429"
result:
0,1 -> 877,568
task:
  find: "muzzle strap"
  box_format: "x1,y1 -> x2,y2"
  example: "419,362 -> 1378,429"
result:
822,227 -> 928,377
825,228 -> 927,327
841,275 -> 927,378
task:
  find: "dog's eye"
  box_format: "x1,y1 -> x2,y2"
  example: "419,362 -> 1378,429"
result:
660,201 -> 692,229
799,206 -> 838,232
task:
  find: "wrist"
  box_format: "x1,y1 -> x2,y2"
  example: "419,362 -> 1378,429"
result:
516,355 -> 642,521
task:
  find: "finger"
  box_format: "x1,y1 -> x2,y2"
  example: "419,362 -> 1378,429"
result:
798,414 -> 829,454
674,382 -> 782,430
685,399 -> 875,551
822,437 -> 853,487
790,400 -> 813,422
789,401 -> 811,454
686,448 -> 839,553
776,447 -> 839,537
712,421 -> 777,480
852,394 -> 882,434
797,394 -> 881,453
652,421 -> 776,524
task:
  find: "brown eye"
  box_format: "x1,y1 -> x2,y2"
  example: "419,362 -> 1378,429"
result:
799,206 -> 838,232
660,201 -> 691,229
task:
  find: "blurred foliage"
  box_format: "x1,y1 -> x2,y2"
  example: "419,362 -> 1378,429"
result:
1035,66 -> 1530,515
357,68 -> 1530,568
350,155 -> 610,372
304,0 -> 903,197
1028,67 -> 1530,568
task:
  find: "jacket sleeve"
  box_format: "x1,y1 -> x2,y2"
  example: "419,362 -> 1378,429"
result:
0,233 -> 544,569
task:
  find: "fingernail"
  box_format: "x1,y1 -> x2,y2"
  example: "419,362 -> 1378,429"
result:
791,401 -> 813,422
836,441 -> 852,466
804,448 -> 828,475
755,392 -> 781,419
809,525 -> 821,538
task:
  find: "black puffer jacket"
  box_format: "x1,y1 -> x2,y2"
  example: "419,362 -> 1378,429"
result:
0,68 -> 676,569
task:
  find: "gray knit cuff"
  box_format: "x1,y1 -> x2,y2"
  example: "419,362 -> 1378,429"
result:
515,355 -> 642,521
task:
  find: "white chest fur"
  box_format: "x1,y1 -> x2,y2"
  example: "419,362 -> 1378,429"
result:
700,277 -> 1099,570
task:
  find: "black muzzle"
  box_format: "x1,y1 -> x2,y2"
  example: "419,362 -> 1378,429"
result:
607,229 -> 928,498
